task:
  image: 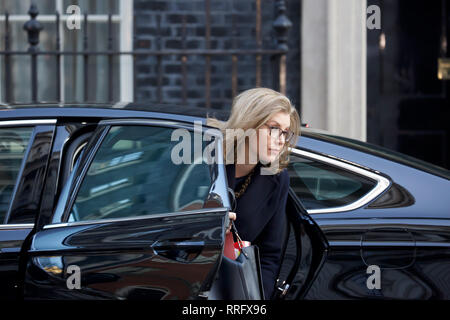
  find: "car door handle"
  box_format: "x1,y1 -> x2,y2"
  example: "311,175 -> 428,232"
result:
151,239 -> 205,262
152,239 -> 205,249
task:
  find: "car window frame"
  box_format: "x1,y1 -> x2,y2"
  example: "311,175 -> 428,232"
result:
49,118 -> 230,226
0,119 -> 57,226
289,147 -> 391,214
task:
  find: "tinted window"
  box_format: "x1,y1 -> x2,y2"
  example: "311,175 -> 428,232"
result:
0,127 -> 33,223
69,125 -> 216,222
288,155 -> 376,210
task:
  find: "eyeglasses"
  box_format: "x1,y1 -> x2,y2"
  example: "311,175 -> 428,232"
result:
262,124 -> 294,143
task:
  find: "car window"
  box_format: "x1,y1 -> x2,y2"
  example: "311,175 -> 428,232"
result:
0,127 -> 33,223
68,125 -> 215,222
287,154 -> 376,210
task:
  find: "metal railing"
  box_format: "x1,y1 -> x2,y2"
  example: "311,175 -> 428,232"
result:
1,0 -> 292,106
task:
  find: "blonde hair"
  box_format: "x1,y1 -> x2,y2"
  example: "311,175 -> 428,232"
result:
206,87 -> 301,174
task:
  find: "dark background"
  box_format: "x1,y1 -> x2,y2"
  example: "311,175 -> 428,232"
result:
367,0 -> 450,169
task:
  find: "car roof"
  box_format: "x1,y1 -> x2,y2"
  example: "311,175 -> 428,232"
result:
1,102 -> 448,180
0,101 -> 322,139
0,100 -> 311,129
0,102 -> 229,120
0,102 -> 239,130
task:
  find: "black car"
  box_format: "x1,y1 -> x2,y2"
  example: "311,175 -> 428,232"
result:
0,103 -> 449,300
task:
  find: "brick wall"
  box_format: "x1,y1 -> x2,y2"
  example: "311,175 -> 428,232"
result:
133,0 -> 300,112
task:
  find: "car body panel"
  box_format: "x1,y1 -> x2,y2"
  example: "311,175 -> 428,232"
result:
292,135 -> 450,299
25,209 -> 228,300
303,218 -> 450,299
0,225 -> 33,299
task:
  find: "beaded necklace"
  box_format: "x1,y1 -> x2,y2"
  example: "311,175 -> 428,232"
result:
234,166 -> 256,199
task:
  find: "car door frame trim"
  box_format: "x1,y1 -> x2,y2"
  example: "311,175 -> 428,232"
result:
0,223 -> 34,229
0,119 -> 57,126
290,148 -> 391,214
44,207 -> 229,229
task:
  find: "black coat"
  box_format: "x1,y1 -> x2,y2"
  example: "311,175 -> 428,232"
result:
225,162 -> 289,299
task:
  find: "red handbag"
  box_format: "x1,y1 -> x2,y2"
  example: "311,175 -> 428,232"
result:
223,222 -> 250,260
223,232 -> 237,260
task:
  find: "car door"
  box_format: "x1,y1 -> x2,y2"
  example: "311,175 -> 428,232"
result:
22,119 -> 231,300
273,187 -> 329,300
0,119 -> 55,299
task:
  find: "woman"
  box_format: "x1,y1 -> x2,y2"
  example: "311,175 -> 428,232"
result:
207,87 -> 301,299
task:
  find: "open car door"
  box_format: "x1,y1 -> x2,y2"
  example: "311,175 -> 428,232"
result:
21,119 -> 230,300
274,188 -> 329,300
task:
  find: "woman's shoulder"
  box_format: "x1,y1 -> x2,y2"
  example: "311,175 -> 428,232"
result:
276,168 -> 289,186
257,164 -> 289,183
263,167 -> 289,195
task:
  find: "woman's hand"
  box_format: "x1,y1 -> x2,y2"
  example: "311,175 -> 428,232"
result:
226,211 -> 237,234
